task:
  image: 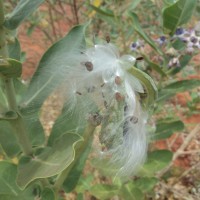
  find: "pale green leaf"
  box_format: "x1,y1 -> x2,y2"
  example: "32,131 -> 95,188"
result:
140,150 -> 173,176
120,184 -> 144,200
17,133 -> 82,189
20,24 -> 88,113
4,0 -> 45,29
163,0 -> 197,34
153,119 -> 184,140
89,184 -> 119,200
128,66 -> 157,106
128,12 -> 163,55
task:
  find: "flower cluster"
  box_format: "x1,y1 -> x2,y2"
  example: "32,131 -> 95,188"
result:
130,24 -> 200,68
173,28 -> 200,53
64,43 -> 148,178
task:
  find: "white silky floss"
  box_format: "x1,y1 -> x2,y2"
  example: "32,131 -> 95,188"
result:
65,43 -> 148,178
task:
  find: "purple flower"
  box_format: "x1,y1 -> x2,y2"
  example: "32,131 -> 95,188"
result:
175,28 -> 185,35
156,36 -> 167,45
130,41 -> 144,51
168,57 -> 180,68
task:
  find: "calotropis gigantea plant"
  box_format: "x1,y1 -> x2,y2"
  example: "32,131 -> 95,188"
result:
0,0 -> 157,199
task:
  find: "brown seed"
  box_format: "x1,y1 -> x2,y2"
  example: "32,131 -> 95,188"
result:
130,116 -> 138,124
115,92 -> 124,102
115,76 -> 122,85
85,61 -> 93,71
100,83 -> 105,87
104,100 -> 108,109
106,35 -> 110,43
136,56 -> 144,61
76,91 -> 82,95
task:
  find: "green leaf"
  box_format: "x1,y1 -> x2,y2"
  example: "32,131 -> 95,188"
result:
171,38 -> 186,50
164,79 -> 200,91
4,0 -> 45,30
163,0 -> 197,34
128,12 -> 163,55
127,0 -> 142,10
140,150 -> 173,176
0,58 -> 22,78
48,105 -> 86,146
0,121 -> 20,157
157,79 -> 200,102
7,38 -> 21,61
0,114 -> 45,157
163,0 -> 176,7
63,134 -> 93,193
128,66 -> 158,106
89,5 -> 114,17
20,24 -> 88,113
134,177 -> 158,193
89,184 -> 119,200
13,78 -> 27,103
153,119 -> 184,140
0,111 -> 18,120
120,183 -> 144,200
170,55 -> 192,74
0,85 -> 7,110
0,161 -> 37,200
76,175 -> 94,193
17,132 -> 82,189
0,161 -> 20,195
41,188 -> 55,200
142,54 -> 167,76
22,112 -> 45,147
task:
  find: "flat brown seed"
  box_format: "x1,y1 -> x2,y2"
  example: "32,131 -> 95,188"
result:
85,61 -> 93,71
136,56 -> 144,61
76,91 -> 82,95
106,35 -> 110,43
115,76 -> 122,85
130,116 -> 138,124
115,92 -> 124,102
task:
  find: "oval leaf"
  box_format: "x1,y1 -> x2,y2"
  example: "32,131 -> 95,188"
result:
120,184 -> 144,200
7,38 -> 21,61
17,133 -> 82,189
0,121 -> 21,157
41,188 -> 55,200
0,161 -> 19,195
163,0 -> 197,35
4,0 -> 45,30
0,58 -> 22,78
153,119 -> 184,140
164,79 -> 200,91
128,12 -> 163,55
20,24 -> 88,113
128,66 -> 158,107
142,54 -> 167,77
89,184 -> 119,200
140,150 -> 173,176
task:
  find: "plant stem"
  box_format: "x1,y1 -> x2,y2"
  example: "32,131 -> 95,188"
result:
0,0 -> 4,26
53,123 -> 96,193
0,0 -> 32,156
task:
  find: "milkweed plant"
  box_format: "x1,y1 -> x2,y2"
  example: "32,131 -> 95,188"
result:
0,0 -> 199,200
0,1 -> 158,199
